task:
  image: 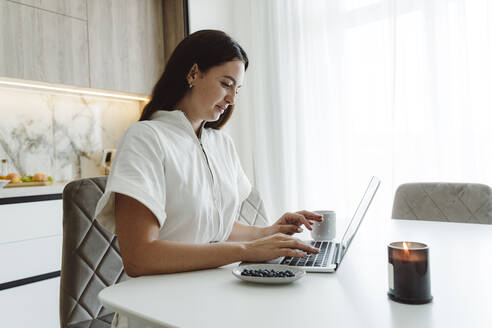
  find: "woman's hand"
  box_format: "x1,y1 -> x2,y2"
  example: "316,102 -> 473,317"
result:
267,210 -> 323,236
242,233 -> 319,262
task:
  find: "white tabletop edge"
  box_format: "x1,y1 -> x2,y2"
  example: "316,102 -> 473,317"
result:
99,287 -> 180,328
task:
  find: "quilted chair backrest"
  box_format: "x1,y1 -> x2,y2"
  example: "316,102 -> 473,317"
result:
60,177 -> 126,327
237,187 -> 269,226
392,182 -> 492,224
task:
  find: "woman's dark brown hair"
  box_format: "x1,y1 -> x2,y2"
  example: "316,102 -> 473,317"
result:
139,30 -> 249,129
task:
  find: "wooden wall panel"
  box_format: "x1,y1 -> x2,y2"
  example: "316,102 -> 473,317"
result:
0,0 -> 187,95
0,0 -> 90,87
9,0 -> 87,20
87,0 -> 165,95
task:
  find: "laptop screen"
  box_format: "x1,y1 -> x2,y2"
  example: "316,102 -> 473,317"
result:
338,176 -> 380,263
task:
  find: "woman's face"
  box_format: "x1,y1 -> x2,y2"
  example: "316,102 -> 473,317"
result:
188,60 -> 245,123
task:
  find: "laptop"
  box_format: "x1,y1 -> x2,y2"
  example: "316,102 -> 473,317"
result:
248,176 -> 380,273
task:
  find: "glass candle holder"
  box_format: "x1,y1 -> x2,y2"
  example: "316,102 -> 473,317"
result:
388,241 -> 433,304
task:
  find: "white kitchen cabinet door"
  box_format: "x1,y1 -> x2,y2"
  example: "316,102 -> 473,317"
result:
0,199 -> 63,244
0,235 -> 62,284
0,277 -> 60,328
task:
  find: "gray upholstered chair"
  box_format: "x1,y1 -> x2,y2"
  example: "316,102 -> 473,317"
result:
391,182 -> 492,224
60,177 -> 269,327
60,177 -> 125,328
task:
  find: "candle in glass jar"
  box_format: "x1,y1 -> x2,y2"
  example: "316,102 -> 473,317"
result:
388,241 -> 433,304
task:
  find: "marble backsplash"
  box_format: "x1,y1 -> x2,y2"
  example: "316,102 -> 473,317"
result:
0,85 -> 144,181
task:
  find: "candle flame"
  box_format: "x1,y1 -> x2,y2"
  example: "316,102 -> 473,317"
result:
403,242 -> 410,254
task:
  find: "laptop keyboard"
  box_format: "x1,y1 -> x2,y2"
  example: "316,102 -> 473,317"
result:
281,241 -> 334,267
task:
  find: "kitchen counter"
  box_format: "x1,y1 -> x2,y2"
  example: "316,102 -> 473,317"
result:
0,182 -> 68,204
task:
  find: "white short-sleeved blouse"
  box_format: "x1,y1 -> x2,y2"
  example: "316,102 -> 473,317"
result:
94,110 -> 252,328
95,109 -> 252,243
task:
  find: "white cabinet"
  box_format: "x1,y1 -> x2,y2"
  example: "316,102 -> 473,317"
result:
0,277 -> 60,328
0,235 -> 62,283
0,199 -> 62,283
0,199 -> 62,243
0,196 -> 63,328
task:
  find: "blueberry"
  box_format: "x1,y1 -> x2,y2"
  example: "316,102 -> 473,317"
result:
241,268 -> 297,278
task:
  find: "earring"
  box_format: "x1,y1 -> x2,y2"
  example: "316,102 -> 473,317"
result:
189,83 -> 193,89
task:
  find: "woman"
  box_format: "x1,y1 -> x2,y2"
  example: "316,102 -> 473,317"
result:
95,30 -> 320,279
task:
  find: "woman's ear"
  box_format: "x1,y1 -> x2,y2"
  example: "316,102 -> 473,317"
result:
186,63 -> 200,85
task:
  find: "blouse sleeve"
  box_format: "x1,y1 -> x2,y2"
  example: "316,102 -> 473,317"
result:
94,122 -> 167,234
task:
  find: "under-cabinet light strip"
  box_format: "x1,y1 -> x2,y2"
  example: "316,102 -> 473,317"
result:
0,80 -> 150,101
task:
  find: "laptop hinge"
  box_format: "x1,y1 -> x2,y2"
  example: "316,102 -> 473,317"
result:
331,243 -> 339,265
332,243 -> 344,265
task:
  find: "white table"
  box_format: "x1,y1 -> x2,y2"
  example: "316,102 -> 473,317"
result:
99,219 -> 492,328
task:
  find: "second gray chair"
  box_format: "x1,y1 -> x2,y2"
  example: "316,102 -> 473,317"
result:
237,187 -> 269,226
392,182 -> 492,224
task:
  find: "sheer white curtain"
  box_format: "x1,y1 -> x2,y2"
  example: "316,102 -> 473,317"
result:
190,0 -> 492,223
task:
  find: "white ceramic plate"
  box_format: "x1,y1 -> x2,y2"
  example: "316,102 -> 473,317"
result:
0,180 -> 9,189
232,264 -> 305,284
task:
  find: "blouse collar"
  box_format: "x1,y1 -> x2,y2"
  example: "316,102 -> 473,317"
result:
150,110 -> 206,141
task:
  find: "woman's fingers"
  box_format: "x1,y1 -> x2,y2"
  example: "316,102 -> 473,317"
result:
297,210 -> 323,222
283,212 -> 314,230
279,248 -> 308,258
270,233 -> 318,253
275,224 -> 303,235
282,212 -> 304,224
245,233 -> 319,262
279,239 -> 319,254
